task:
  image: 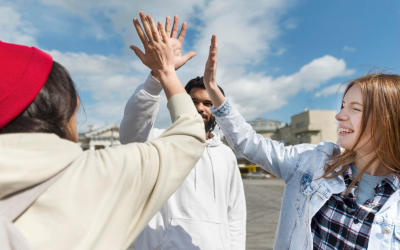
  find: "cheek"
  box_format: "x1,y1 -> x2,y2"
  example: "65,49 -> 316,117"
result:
351,113 -> 363,131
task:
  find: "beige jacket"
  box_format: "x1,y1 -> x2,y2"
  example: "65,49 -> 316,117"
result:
0,94 -> 205,250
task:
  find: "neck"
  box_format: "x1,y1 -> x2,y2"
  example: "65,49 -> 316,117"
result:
354,150 -> 390,176
206,131 -> 212,140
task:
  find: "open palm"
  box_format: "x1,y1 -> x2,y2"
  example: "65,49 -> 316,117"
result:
165,16 -> 196,70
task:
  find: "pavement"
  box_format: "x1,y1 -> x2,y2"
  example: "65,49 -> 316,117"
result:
243,178 -> 285,250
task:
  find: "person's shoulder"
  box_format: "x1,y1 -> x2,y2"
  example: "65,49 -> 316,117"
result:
314,141 -> 339,152
300,141 -> 339,160
148,128 -> 166,140
215,143 -> 237,161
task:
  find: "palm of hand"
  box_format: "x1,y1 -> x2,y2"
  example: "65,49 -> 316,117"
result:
169,38 -> 186,70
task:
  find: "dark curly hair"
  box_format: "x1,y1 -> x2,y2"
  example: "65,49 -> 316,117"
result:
184,76 -> 225,96
185,76 -> 225,133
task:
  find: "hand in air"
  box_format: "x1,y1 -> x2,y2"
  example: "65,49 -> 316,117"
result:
165,15 -> 196,70
203,35 -> 218,87
130,12 -> 174,75
203,34 -> 225,108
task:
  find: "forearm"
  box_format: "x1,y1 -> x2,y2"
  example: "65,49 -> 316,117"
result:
205,82 -> 226,109
212,100 -> 314,181
117,94 -> 206,249
120,74 -> 163,144
158,70 -> 186,100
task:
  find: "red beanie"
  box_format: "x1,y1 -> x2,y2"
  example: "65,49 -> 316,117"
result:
0,41 -> 53,129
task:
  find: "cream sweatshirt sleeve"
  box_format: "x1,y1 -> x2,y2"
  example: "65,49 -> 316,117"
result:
120,93 -> 206,248
14,93 -> 205,250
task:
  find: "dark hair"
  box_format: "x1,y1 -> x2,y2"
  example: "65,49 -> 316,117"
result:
184,76 -> 225,96
185,76 -> 224,133
0,61 -> 80,141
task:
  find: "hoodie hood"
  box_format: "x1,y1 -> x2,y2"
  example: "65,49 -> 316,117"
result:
206,132 -> 223,147
0,133 -> 82,199
194,132 -> 223,202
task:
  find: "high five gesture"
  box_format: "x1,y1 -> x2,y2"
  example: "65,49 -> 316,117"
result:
203,34 -> 225,108
130,12 -> 185,99
165,15 -> 196,71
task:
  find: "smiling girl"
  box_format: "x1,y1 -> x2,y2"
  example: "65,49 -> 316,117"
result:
203,35 -> 400,249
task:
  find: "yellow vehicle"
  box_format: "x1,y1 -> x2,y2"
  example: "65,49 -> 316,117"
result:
238,164 -> 258,177
238,164 -> 273,179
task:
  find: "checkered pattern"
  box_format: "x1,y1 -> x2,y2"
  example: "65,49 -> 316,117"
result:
311,166 -> 399,250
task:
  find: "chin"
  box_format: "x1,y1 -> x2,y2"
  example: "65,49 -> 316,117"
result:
336,139 -> 352,150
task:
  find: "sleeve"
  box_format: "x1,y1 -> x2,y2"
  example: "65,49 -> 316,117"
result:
119,73 -> 163,144
116,93 -> 205,248
211,99 -> 315,182
226,150 -> 247,250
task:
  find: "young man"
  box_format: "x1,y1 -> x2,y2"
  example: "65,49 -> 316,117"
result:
119,16 -> 246,250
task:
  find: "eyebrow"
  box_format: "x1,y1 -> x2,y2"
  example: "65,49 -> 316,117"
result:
342,100 -> 363,106
192,98 -> 213,103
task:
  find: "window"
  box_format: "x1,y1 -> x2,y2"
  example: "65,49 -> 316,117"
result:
296,122 -> 306,128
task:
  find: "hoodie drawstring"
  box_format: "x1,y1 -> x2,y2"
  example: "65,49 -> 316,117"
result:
194,164 -> 197,191
206,145 -> 216,202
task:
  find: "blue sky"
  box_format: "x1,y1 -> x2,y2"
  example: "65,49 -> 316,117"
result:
1,0 -> 399,130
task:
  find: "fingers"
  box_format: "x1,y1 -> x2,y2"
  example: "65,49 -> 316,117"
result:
177,22 -> 187,43
139,12 -> 153,43
158,21 -> 168,43
182,51 -> 196,63
133,18 -> 148,46
147,14 -> 160,43
165,16 -> 171,37
211,34 -> 218,53
130,45 -> 145,63
171,15 -> 179,38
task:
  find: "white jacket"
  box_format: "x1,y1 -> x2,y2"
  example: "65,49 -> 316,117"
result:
120,74 -> 246,250
0,94 -> 205,250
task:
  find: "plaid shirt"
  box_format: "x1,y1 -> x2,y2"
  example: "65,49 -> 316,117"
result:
311,166 -> 400,250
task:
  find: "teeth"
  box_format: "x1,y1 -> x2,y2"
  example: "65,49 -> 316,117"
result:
339,127 -> 353,133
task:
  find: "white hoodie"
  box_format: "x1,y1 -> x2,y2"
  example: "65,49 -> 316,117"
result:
120,74 -> 246,250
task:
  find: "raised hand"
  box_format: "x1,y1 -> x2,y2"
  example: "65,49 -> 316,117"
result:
165,15 -> 196,70
131,12 -> 185,99
204,35 -> 218,87
150,15 -> 196,80
130,12 -> 174,76
203,35 -> 225,108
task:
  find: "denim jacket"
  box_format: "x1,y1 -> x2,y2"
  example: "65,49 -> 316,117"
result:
211,99 -> 400,250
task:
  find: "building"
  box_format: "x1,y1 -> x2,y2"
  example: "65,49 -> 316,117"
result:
247,118 -> 286,140
275,109 -> 337,145
78,124 -> 120,150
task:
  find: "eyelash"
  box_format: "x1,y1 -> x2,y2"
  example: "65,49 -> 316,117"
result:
341,105 -> 361,112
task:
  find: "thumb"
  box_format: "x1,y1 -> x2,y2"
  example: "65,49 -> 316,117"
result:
182,51 -> 196,63
130,45 -> 145,63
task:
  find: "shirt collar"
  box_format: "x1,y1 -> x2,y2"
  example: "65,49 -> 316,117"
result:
343,164 -> 400,193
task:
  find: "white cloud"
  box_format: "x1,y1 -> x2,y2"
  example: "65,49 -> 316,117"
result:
0,7 -> 37,46
219,55 -> 354,118
47,49 -> 144,101
343,46 -> 356,52
283,17 -> 298,30
274,48 -> 287,56
1,2 -> 355,131
314,83 -> 347,98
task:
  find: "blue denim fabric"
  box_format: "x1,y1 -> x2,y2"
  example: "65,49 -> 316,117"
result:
211,99 -> 400,250
210,98 -> 231,118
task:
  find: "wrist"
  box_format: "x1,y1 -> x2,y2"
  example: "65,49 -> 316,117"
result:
206,81 -> 218,90
157,67 -> 176,79
150,70 -> 160,81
